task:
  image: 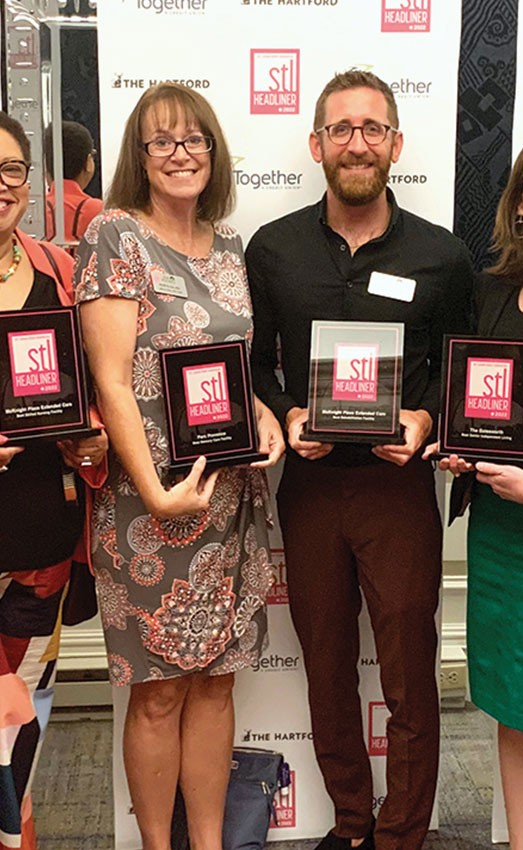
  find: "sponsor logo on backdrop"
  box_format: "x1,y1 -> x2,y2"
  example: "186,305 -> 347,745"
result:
360,656 -> 378,666
344,66 -> 432,100
112,74 -> 210,89
381,0 -> 430,33
9,329 -> 60,396
270,771 -> 296,829
268,550 -> 289,604
136,0 -> 208,13
241,0 -> 338,5
233,157 -> 303,191
242,728 -> 313,742
465,358 -> 513,420
368,701 -> 390,756
390,78 -> 432,98
250,49 -> 299,115
388,174 -> 428,185
251,653 -> 300,673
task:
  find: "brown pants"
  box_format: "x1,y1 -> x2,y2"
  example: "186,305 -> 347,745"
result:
277,456 -> 442,850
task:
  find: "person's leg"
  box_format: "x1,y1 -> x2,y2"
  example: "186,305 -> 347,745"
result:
499,722 -> 523,850
0,561 -> 71,850
179,673 -> 235,850
124,676 -> 191,850
345,459 -> 442,850
277,460 -> 373,843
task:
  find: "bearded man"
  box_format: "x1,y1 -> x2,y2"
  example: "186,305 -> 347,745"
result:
245,71 -> 472,850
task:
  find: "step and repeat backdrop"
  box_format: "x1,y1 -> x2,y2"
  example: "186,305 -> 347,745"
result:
97,1 -> 463,846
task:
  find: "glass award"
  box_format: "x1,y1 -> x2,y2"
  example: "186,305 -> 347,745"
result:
301,320 -> 404,443
0,305 -> 95,442
160,339 -> 268,471
437,335 -> 523,463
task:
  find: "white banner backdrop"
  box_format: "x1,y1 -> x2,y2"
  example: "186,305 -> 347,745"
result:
96,0 -> 463,845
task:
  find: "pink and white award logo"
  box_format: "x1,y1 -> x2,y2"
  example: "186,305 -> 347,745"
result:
270,769 -> 296,829
381,0 -> 431,33
465,358 -> 513,420
368,701 -> 390,757
332,343 -> 379,402
183,362 -> 232,426
250,49 -> 300,115
8,329 -> 61,397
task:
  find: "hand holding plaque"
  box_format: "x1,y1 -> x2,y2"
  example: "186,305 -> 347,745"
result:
300,320 -> 404,444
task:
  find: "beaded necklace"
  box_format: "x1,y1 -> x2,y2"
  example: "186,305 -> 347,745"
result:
0,238 -> 22,283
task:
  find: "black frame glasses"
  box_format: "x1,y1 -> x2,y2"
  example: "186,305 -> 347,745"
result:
0,159 -> 30,188
315,121 -> 399,147
143,135 -> 214,158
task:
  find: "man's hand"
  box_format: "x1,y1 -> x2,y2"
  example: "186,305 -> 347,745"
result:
0,434 -> 24,471
475,461 -> 523,503
286,407 -> 334,461
372,409 -> 432,467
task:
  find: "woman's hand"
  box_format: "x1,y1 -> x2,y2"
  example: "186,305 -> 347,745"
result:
421,442 -> 475,476
0,434 -> 24,472
251,398 -> 285,467
151,456 -> 219,520
57,431 -> 109,470
475,461 -> 523,503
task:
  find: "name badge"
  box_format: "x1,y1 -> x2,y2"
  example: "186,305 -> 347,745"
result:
151,269 -> 188,298
368,271 -> 416,303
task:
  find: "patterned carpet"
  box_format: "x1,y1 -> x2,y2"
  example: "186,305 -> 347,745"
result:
32,704 -> 504,850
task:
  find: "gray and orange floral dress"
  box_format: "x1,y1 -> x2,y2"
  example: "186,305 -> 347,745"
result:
74,211 -> 273,686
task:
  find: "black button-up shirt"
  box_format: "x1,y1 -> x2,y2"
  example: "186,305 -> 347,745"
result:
246,190 -> 473,466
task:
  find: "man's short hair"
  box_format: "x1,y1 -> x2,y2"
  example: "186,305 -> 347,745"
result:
45,121 -> 95,181
314,70 -> 399,131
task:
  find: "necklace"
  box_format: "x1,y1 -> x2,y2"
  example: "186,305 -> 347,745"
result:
0,238 -> 22,283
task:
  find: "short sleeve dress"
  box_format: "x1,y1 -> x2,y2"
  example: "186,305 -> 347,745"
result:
74,211 -> 273,686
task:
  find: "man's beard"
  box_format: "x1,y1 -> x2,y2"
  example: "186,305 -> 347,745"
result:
323,154 -> 392,206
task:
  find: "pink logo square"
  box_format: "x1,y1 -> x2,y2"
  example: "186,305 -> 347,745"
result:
332,343 -> 379,402
267,549 -> 289,606
465,358 -> 513,420
183,362 -> 232,426
368,701 -> 390,756
8,329 -> 61,397
270,769 -> 296,829
250,49 -> 300,115
381,0 -> 431,32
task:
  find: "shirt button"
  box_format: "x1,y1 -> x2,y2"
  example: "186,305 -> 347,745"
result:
340,244 -> 347,252
347,281 -> 353,288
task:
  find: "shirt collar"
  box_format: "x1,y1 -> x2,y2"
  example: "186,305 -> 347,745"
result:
318,187 -> 401,242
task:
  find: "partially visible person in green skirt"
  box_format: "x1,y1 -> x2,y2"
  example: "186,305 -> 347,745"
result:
426,149 -> 523,850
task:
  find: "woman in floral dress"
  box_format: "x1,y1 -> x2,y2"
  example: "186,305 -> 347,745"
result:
74,83 -> 284,850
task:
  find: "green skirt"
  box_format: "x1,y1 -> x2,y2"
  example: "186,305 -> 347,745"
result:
468,482 -> 523,731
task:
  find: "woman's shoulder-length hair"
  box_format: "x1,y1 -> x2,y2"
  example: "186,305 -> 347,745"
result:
106,83 -> 235,224
487,147 -> 523,282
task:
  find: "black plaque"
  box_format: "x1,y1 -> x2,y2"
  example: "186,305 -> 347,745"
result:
160,339 -> 268,471
301,320 -> 404,443
437,335 -> 523,463
0,305 -> 94,442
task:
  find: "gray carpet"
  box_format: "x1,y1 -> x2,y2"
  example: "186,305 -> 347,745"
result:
32,704 -> 504,850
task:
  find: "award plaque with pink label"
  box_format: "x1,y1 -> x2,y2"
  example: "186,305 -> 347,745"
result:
437,336 -> 523,463
0,306 -> 95,442
301,320 -> 404,443
160,339 -> 268,470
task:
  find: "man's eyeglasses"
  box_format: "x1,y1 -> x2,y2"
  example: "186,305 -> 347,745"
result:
315,121 -> 399,147
0,160 -> 30,188
143,134 -> 213,158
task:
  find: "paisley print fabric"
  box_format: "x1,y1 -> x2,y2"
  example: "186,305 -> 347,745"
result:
75,212 -> 272,685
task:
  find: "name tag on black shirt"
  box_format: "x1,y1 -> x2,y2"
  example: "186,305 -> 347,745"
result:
368,271 -> 416,302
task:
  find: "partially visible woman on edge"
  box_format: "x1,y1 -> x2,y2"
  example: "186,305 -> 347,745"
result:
425,149 -> 523,850
74,83 -> 285,850
0,112 -> 108,850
